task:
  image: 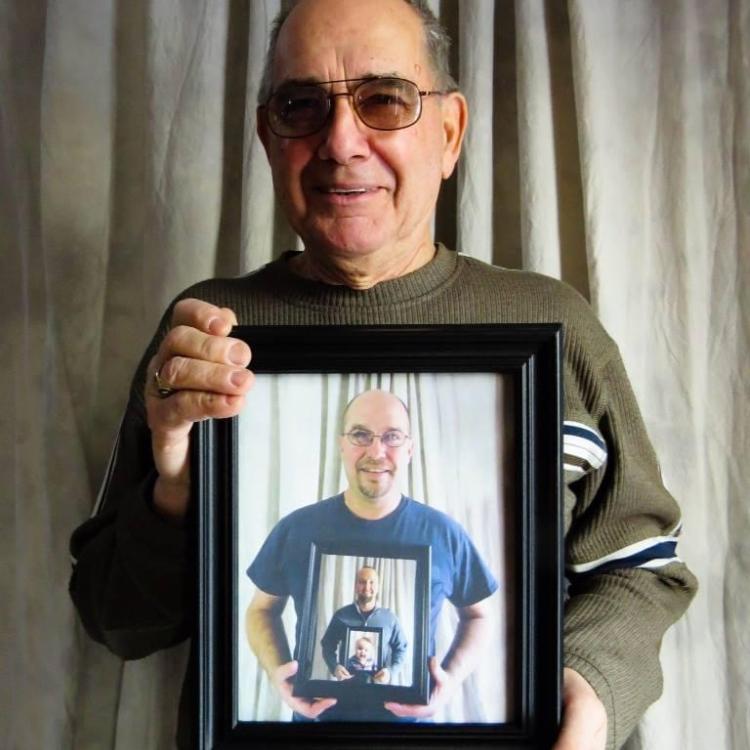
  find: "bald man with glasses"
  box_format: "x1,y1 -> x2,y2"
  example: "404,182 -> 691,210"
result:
246,389 -> 498,722
70,1 -> 696,748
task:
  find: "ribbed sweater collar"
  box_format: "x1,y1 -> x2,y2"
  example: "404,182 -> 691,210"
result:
261,243 -> 459,309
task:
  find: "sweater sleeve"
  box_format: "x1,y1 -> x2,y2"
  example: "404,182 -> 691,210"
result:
320,615 -> 343,674
68,304 -> 194,659
561,344 -> 698,749
68,396 -> 192,659
67,275 -> 258,661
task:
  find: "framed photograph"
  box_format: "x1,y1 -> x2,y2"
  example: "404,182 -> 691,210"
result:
292,541 -> 430,707
194,325 -> 563,749
343,625 -> 384,682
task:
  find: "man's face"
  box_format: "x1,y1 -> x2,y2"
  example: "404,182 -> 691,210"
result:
340,391 -> 413,502
258,0 -> 466,268
355,568 -> 379,607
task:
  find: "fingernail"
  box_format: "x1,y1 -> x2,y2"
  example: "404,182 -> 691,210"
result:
229,342 -> 247,365
208,317 -> 226,335
231,369 -> 249,387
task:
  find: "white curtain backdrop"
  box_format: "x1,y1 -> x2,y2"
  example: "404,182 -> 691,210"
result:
1,1 -> 747,748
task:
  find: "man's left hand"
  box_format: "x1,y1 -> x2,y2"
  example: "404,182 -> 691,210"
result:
384,657 -> 455,718
372,668 -> 391,684
552,668 -> 607,750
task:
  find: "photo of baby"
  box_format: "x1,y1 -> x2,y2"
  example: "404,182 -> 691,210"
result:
347,636 -> 378,680
344,628 -> 383,684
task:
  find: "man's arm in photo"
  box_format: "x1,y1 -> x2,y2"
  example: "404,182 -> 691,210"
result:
246,587 -> 337,719
385,594 -> 494,716
320,614 -> 347,677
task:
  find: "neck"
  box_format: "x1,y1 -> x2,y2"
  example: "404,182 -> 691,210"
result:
343,488 -> 402,520
290,239 -> 436,289
358,601 -> 376,613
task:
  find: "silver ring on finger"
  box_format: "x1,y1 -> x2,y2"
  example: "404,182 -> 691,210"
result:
153,367 -> 177,399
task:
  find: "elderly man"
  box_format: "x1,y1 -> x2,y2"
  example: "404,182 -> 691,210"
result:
247,389 -> 497,721
320,566 -> 408,685
69,1 -> 696,749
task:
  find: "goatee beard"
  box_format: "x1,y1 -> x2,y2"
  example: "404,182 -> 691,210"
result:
356,466 -> 393,499
357,481 -> 390,499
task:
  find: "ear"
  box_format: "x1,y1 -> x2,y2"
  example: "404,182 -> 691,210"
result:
440,91 -> 468,179
257,107 -> 271,156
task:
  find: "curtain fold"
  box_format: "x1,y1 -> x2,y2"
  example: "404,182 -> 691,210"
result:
566,4 -> 749,748
1,0 -> 747,748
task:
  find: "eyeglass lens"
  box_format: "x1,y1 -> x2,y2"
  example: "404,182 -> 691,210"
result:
346,429 -> 407,447
268,78 -> 422,137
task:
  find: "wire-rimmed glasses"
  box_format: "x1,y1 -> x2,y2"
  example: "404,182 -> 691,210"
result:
342,428 -> 410,448
262,76 -> 449,138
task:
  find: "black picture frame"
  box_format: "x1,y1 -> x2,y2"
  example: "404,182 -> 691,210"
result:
194,324 -> 563,749
293,541 -> 430,706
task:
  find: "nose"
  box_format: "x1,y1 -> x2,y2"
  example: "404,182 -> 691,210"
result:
316,93 -> 371,164
364,435 -> 388,458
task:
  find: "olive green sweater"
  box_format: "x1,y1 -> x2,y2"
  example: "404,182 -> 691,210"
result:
70,245 -> 696,749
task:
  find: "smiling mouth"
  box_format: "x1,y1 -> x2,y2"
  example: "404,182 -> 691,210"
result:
315,185 -> 382,198
321,187 -> 370,194
359,470 -> 392,483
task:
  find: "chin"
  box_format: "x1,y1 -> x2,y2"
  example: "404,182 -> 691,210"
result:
359,489 -> 389,501
357,483 -> 393,500
305,222 -> 389,256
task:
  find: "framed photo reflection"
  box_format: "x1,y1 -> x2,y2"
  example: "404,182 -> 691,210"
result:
194,325 -> 563,749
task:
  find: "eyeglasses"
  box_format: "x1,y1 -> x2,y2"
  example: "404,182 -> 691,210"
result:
343,428 -> 410,448
262,76 -> 448,138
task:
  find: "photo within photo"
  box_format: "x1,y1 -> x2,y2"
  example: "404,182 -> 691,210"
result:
310,555 -> 415,688
235,372 -> 515,724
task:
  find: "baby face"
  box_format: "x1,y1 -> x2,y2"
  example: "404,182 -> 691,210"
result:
354,638 -> 374,663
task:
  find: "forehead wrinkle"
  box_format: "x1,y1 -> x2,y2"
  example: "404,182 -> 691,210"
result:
277,71 -> 405,88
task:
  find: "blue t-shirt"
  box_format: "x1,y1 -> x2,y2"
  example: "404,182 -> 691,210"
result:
247,494 -> 498,656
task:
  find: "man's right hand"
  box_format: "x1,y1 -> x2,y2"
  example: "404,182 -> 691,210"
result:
273,661 -> 337,719
333,664 -> 352,681
145,298 -> 254,521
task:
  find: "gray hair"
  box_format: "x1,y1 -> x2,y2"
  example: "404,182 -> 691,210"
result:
257,0 -> 457,105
